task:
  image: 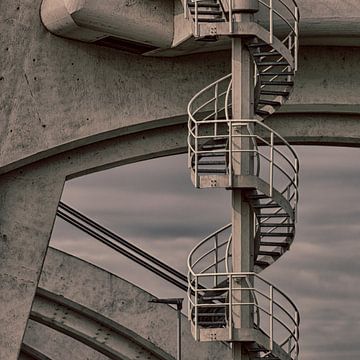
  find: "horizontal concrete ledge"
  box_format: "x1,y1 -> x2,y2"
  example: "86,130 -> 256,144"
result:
0,115 -> 187,176
1,109 -> 360,178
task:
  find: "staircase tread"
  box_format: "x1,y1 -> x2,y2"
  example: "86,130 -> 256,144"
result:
261,80 -> 294,86
260,241 -> 290,247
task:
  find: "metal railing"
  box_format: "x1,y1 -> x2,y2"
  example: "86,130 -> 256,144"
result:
185,0 -> 299,70
188,271 -> 300,359
188,116 -> 299,208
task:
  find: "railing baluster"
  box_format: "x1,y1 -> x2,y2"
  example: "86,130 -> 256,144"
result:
195,276 -> 199,341
229,273 -> 233,340
214,83 -> 219,136
195,0 -> 199,37
269,0 -> 273,44
269,132 -> 274,197
270,285 -> 274,351
295,6 -> 299,71
214,234 -> 219,286
229,0 -> 233,34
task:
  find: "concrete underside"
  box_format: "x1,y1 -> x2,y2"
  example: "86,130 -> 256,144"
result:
0,0 -> 360,358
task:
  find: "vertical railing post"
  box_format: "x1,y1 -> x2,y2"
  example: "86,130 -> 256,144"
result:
229,0 -> 233,34
288,35 -> 293,82
214,234 -> 219,287
295,311 -> 299,359
229,120 -> 233,187
229,273 -> 233,340
195,0 -> 199,37
269,132 -> 274,197
269,285 -> 274,351
295,6 -> 299,71
214,83 -> 219,136
184,0 -> 187,19
195,276 -> 199,341
295,157 -> 298,220
269,0 -> 273,44
195,122 -> 199,187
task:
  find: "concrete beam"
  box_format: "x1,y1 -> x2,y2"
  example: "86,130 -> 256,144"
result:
36,247 -> 231,360
31,288 -> 174,360
20,344 -> 53,360
0,165 -> 65,360
23,320 -> 109,360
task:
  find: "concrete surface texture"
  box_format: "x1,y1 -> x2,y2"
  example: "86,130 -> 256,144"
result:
0,0 -> 359,359
1,1 -> 360,175
32,247 -> 231,360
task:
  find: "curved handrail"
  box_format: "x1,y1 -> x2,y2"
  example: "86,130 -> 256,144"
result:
188,272 -> 300,359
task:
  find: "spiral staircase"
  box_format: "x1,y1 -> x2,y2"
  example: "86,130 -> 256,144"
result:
184,1 -> 300,359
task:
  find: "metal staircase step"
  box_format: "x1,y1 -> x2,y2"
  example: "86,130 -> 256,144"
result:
252,203 -> 281,209
247,194 -> 269,200
197,312 -> 226,317
260,72 -> 294,76
260,232 -> 292,237
255,260 -> 269,267
202,295 -> 226,301
257,62 -> 289,67
189,9 -> 222,15
255,109 -> 271,116
253,52 -> 280,57
196,18 -> 225,22
198,161 -> 226,165
260,90 -> 290,96
198,153 -> 227,157
258,250 -> 282,257
197,169 -> 226,174
198,321 -> 226,326
259,241 -> 290,248
261,80 -> 294,86
188,1 -> 219,8
258,99 -> 282,106
260,223 -> 294,228
247,42 -> 270,48
257,213 -> 288,218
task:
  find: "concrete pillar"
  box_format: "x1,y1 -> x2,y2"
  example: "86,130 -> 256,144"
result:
230,11 -> 256,360
0,164 -> 64,359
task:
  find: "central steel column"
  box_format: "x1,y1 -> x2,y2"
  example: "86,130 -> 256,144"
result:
230,2 -> 258,359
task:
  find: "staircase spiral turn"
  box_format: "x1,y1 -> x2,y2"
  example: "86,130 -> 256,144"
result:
184,1 -> 300,359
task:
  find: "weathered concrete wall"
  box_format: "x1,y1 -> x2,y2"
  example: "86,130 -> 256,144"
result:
34,247 -> 231,360
0,164 -> 65,359
1,1 -> 360,175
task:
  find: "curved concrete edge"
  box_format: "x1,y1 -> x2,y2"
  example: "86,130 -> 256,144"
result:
31,287 -> 175,360
1,108 -> 360,179
20,344 -> 53,360
40,0 -> 174,48
23,320 -> 109,360
38,247 -> 231,360
40,0 -> 91,39
0,115 -> 186,177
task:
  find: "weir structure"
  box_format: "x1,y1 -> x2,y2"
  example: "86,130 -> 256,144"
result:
1,0 -> 360,359
185,1 -> 299,359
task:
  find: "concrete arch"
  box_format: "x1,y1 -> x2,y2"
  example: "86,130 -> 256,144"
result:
20,344 -> 53,360
30,288 -> 174,360
23,320 -> 109,360
30,247 -> 231,360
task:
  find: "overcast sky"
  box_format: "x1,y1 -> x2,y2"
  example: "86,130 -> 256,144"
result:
51,146 -> 360,360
